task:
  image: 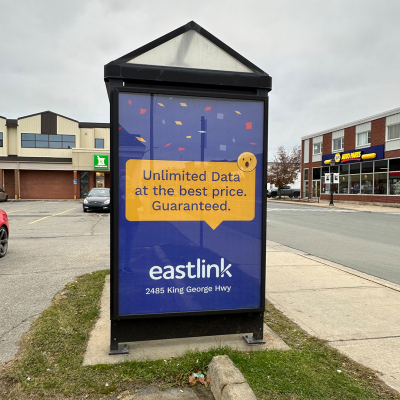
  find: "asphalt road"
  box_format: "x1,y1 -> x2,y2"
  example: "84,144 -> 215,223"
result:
0,200 -> 110,364
267,201 -> 400,285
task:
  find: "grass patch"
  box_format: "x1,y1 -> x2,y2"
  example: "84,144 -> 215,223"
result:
0,270 -> 399,399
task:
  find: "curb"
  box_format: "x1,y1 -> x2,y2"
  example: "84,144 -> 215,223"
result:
208,355 -> 257,400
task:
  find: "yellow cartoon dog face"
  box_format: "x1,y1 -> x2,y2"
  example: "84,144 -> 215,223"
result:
237,152 -> 257,172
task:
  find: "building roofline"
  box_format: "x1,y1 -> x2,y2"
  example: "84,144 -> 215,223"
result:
301,106 -> 400,141
18,111 -> 78,123
79,122 -> 110,129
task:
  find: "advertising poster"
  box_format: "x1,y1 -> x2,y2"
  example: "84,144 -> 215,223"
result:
117,92 -> 264,316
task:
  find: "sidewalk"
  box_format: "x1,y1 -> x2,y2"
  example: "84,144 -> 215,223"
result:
268,197 -> 400,213
266,239 -> 400,393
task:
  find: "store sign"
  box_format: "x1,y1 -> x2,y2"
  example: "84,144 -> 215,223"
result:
322,144 -> 384,166
117,92 -> 264,316
94,154 -> 109,169
389,172 -> 400,176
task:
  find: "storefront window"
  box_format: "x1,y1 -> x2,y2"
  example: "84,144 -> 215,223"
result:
321,176 -> 327,194
304,169 -> 309,180
349,175 -> 360,194
361,162 -> 373,174
304,180 -> 309,197
350,163 -> 360,174
361,174 -> 373,194
339,164 -> 349,174
389,158 -> 400,172
330,165 -> 339,173
374,173 -> 387,194
312,167 -> 321,180
312,180 -> 321,197
339,175 -> 349,193
389,175 -> 400,195
375,160 -> 388,172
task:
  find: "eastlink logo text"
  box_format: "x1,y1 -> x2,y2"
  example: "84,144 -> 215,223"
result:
149,258 -> 232,280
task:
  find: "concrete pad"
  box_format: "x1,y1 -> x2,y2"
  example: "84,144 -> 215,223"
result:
266,265 -> 380,292
330,337 -> 400,393
267,252 -> 321,266
122,386 -> 213,399
267,286 -> 400,341
83,277 -> 290,366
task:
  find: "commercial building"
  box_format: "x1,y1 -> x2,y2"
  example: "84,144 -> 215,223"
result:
0,111 -> 110,199
301,107 -> 400,203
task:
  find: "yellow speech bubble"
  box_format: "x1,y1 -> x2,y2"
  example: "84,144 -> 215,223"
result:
125,160 -> 256,230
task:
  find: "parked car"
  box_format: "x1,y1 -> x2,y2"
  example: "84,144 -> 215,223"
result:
0,209 -> 9,257
0,188 -> 8,202
267,189 -> 271,198
270,185 -> 300,198
83,188 -> 110,212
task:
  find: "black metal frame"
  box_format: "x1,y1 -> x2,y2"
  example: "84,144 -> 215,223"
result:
109,86 -> 269,350
107,21 -> 271,353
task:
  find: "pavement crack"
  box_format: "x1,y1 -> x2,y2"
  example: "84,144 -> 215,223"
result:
0,313 -> 40,340
90,215 -> 103,236
329,335 -> 400,343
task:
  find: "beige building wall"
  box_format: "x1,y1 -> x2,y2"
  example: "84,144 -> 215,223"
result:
18,115 -> 41,133
0,118 -> 7,157
94,128 -> 110,149
7,127 -> 17,155
79,128 -> 95,149
57,116 -> 80,148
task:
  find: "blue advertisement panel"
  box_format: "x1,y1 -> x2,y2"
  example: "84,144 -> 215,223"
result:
118,92 -> 264,316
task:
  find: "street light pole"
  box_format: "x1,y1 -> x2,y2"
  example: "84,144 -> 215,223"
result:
329,160 -> 335,206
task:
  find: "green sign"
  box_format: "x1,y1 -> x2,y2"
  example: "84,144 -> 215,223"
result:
94,154 -> 109,169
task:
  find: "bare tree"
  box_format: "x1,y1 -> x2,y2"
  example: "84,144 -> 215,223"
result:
267,145 -> 301,198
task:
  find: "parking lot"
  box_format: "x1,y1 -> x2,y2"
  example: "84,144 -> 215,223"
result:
0,200 -> 110,364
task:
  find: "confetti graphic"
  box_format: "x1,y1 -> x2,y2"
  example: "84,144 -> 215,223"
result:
205,106 -> 212,111
140,109 -> 147,114
220,145 -> 226,151
232,138 -> 236,143
250,142 -> 256,145
217,113 -> 224,120
179,147 -> 185,151
186,136 -> 192,138
235,111 -> 241,114
164,143 -> 171,147
119,127 -> 123,130
162,119 -> 165,125
136,137 -> 146,142
175,121 -> 182,125
128,100 -> 132,105
158,103 -> 164,107
246,122 -> 252,130
180,103 -> 187,107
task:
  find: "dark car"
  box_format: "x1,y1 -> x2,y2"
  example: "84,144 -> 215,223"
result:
0,188 -> 8,202
0,209 -> 9,257
83,188 -> 110,213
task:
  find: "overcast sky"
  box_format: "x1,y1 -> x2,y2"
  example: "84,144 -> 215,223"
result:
1,0 -> 400,159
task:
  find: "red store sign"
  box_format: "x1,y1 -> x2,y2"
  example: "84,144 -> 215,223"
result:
389,172 -> 400,176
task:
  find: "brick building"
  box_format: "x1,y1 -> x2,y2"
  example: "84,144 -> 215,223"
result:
0,111 -> 110,199
301,107 -> 400,203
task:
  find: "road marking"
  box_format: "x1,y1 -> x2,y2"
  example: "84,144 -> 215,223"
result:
2,209 -> 24,214
29,208 -> 77,224
267,208 -> 357,213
